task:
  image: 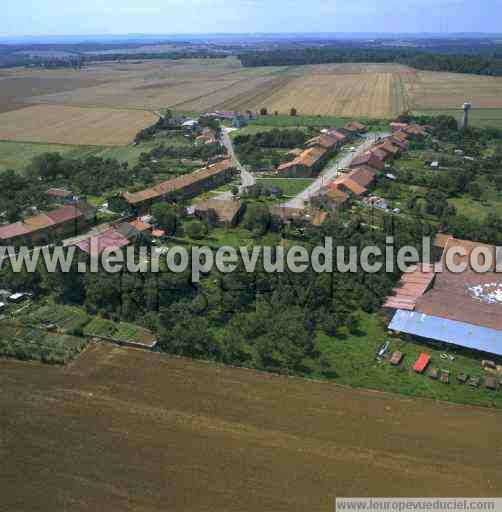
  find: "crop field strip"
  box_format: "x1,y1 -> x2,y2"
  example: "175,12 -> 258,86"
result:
2,59 -> 502,147
0,105 -> 158,146
1,346 -> 501,511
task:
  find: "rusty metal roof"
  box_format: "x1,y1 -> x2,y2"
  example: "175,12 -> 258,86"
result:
124,159 -> 234,205
415,238 -> 502,331
384,263 -> 436,311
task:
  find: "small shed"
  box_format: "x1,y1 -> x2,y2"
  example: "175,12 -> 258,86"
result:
485,376 -> 497,391
429,367 -> 440,380
440,369 -> 450,385
469,376 -> 481,388
457,373 -> 469,384
390,351 -> 404,366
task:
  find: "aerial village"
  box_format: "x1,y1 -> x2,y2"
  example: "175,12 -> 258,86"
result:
1,107 -> 502,401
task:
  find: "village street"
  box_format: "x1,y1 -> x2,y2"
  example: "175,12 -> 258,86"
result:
282,131 -> 389,209
221,127 -> 256,193
219,127 -> 389,208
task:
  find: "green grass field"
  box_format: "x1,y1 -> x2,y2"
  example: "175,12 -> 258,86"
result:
449,194 -> 502,218
414,109 -> 502,130
256,177 -> 314,196
0,140 -> 161,172
0,141 -> 99,171
316,312 -> 502,409
176,222 -> 281,249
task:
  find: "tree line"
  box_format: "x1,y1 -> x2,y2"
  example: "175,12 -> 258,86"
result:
239,48 -> 502,76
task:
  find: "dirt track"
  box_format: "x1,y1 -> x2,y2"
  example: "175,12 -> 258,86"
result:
1,344 -> 501,511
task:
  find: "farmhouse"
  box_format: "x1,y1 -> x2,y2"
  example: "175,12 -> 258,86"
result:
390,122 -> 409,132
346,167 -> 378,189
123,159 -> 237,213
330,176 -> 367,197
194,198 -> 245,227
388,237 -> 502,356
405,124 -> 427,137
311,187 -> 349,211
376,139 -> 401,157
350,152 -> 386,171
0,201 -> 96,246
392,131 -> 409,143
344,121 -> 367,134
196,128 -> 218,145
306,134 -> 339,151
387,135 -> 409,150
277,146 -> 329,178
76,228 -> 130,256
325,128 -> 352,144
370,147 -> 390,162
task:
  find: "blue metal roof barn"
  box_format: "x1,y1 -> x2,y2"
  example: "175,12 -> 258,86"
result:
389,309 -> 502,356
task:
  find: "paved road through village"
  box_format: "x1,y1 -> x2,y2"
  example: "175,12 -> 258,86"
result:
220,128 -> 389,208
283,131 -> 389,209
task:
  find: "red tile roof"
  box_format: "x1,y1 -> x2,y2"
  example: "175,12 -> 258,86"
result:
405,124 -> 427,136
76,228 -> 130,255
344,121 -> 367,132
306,134 -> 339,150
370,148 -> 389,161
129,219 -> 153,232
152,229 -> 165,238
347,168 -> 377,188
124,159 -> 234,206
415,238 -> 502,331
384,263 -> 436,310
278,146 -> 327,172
23,214 -> 55,231
326,130 -> 348,142
46,205 -> 83,225
331,176 -> 367,196
0,222 -> 29,241
377,140 -> 400,155
46,188 -> 73,198
393,131 -> 409,142
350,152 -> 385,171
390,122 -> 409,131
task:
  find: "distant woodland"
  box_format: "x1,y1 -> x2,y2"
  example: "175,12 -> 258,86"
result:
239,48 -> 502,76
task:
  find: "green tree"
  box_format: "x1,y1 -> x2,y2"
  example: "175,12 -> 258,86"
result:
186,221 -> 207,240
152,202 -> 178,234
242,204 -> 271,235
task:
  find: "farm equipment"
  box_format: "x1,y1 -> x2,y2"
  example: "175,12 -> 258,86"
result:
458,373 -> 469,384
376,341 -> 390,360
413,353 -> 431,374
429,368 -> 439,380
440,369 -> 450,385
469,376 -> 481,388
390,351 -> 404,366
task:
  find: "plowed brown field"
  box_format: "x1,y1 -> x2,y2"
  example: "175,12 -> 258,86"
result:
1,344 -> 500,511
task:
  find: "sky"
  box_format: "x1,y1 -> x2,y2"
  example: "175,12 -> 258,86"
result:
3,0 -> 502,37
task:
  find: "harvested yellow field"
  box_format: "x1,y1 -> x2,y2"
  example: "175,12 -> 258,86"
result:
18,60 -> 411,118
410,71 -> 502,110
3,58 -> 502,124
0,105 -> 157,146
237,72 -> 398,118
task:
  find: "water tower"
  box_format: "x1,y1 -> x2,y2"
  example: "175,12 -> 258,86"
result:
462,102 -> 472,130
